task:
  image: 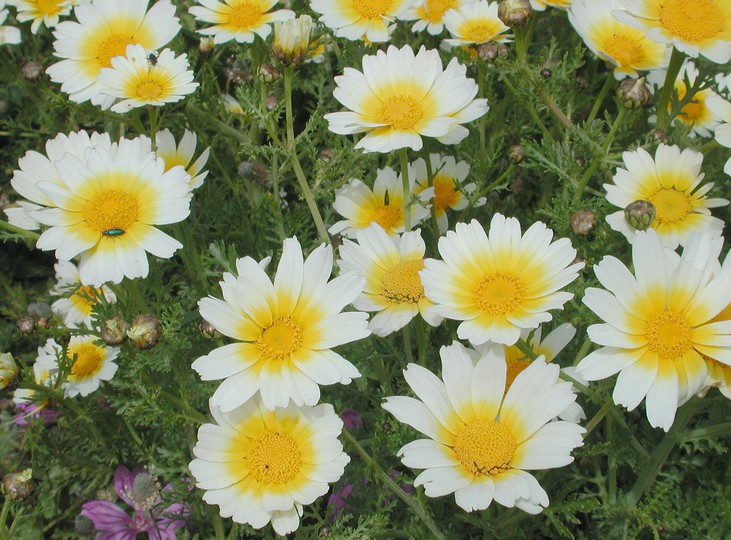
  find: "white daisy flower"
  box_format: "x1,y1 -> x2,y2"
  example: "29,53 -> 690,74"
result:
7,0 -> 75,33
701,287 -> 731,400
310,0 -> 413,42
46,0 -> 180,109
383,341 -> 585,514
50,260 -> 116,329
189,0 -> 294,44
13,352 -> 56,407
604,144 -> 728,250
30,136 -> 192,286
192,237 -> 370,411
707,89 -> 731,176
325,45 -> 489,153
443,0 -> 511,47
329,166 -> 430,239
98,44 -> 198,113
338,224 -> 442,337
568,0 -> 669,80
189,399 -> 349,536
421,215 -> 583,346
151,129 -> 210,191
0,353 -> 18,390
402,0 -> 468,35
0,2 -> 21,44
577,230 -> 731,431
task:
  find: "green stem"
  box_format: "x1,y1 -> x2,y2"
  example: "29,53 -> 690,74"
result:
625,398 -> 701,506
212,512 -> 226,540
400,148 -> 412,232
680,420 -> 731,442
122,279 -> 150,313
0,220 -> 40,241
515,338 -> 538,361
186,104 -> 249,144
587,75 -> 614,125
501,75 -> 553,141
656,47 -> 685,131
341,429 -> 447,540
402,326 -> 414,366
584,397 -> 613,435
415,318 -> 427,367
283,67 -> 330,243
513,25 -> 528,64
422,146 -> 441,242
148,106 -> 158,149
477,163 -> 515,198
0,496 -> 10,538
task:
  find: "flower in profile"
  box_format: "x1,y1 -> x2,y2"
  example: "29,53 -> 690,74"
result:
189,399 -> 349,535
0,353 -> 18,390
8,0 -> 73,33
604,144 -> 728,249
325,45 -> 489,152
29,136 -> 191,286
310,0 -> 413,42
223,93 -> 244,115
568,0 -> 669,80
383,342 -> 585,514
443,0 -> 511,47
50,260 -> 117,328
577,230 -> 731,430
81,466 -> 188,539
46,0 -> 180,109
701,294 -> 731,399
708,94 -> 731,175
98,44 -> 198,113
192,237 -> 369,411
36,335 -> 119,398
530,0 -> 571,10
272,14 -> 312,66
338,224 -> 442,337
148,129 -> 211,191
13,347 -> 58,425
421,216 -> 583,346
190,0 -> 294,44
411,153 -> 480,233
329,167 -> 430,238
0,2 -> 21,44
615,0 -> 731,63
402,0 -> 467,35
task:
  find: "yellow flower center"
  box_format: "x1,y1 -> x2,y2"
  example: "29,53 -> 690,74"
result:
474,274 -> 526,314
68,342 -> 105,380
227,1 -> 263,29
97,34 -> 134,68
257,317 -> 303,361
645,310 -> 692,362
423,0 -> 458,22
73,285 -> 98,309
647,188 -> 692,225
248,431 -> 302,484
381,259 -> 425,304
370,204 -> 401,231
353,0 -> 394,19
601,32 -> 646,67
459,20 -> 503,43
136,81 -> 164,100
674,83 -> 710,123
504,345 -> 530,391
453,419 -> 516,477
84,189 -> 140,233
35,0 -> 64,16
659,0 -> 725,43
377,96 -> 423,131
432,175 -> 459,213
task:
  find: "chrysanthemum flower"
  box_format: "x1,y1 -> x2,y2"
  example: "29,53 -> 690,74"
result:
8,0 -> 73,33
150,129 -> 210,190
568,0 -> 669,80
443,0 -> 511,47
0,2 -> 21,44
604,144 -> 728,249
329,167 -> 430,238
192,238 -> 369,411
13,356 -> 56,420
310,0 -> 413,42
325,45 -> 489,153
577,230 -> 731,430
35,336 -> 119,398
421,215 -> 583,346
189,400 -> 350,535
0,353 -> 18,390
338,224 -> 442,337
411,153 -> 480,233
31,136 -> 192,286
98,44 -> 198,113
272,14 -> 312,66
701,296 -> 731,399
403,0 -> 467,35
708,88 -> 731,176
383,341 -> 585,514
615,0 -> 731,64
190,0 -> 294,44
46,0 -> 180,108
531,0 -> 571,10
51,260 -> 116,328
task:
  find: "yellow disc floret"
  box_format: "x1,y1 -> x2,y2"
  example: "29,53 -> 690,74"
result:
377,96 -> 423,130
658,0 -> 724,43
648,188 -> 692,225
381,259 -> 425,304
227,1 -> 263,29
475,274 -> 526,314
257,317 -> 303,361
248,431 -> 302,484
84,189 -> 140,233
453,418 -> 516,477
353,0 -> 394,19
645,310 -> 692,362
67,342 -> 105,380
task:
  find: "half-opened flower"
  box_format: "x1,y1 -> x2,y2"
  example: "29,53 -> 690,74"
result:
189,399 -> 349,535
190,0 -> 294,44
50,260 -> 116,328
193,237 -> 369,411
421,216 -> 583,346
443,0 -> 511,47
577,230 -> 731,430
310,0 -> 413,42
325,45 -> 489,152
383,342 -> 585,514
0,353 -> 18,390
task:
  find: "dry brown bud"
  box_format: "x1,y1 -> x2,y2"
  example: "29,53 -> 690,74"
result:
16,315 -> 36,335
21,61 -> 43,81
127,314 -> 162,350
618,77 -> 651,109
498,0 -> 532,27
101,316 -> 130,346
570,210 -> 597,237
199,319 -> 219,339
508,144 -> 525,164
257,64 -> 281,83
2,470 -> 33,501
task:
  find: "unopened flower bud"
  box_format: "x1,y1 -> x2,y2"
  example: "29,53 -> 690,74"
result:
0,353 -> 19,390
21,60 -> 43,81
199,319 -> 219,339
16,315 -> 36,335
265,95 -> 278,111
198,37 -> 215,56
257,63 -> 281,83
477,42 -> 501,62
570,209 -> 596,237
2,470 -> 33,501
35,316 -> 53,329
618,77 -> 651,109
318,148 -> 334,162
624,199 -> 656,231
498,0 -> 531,27
101,316 -> 129,346
540,68 -> 552,79
651,128 -> 670,144
507,144 -> 525,163
127,314 -> 162,350
238,161 -> 269,185
272,15 -> 313,66
75,514 -> 96,537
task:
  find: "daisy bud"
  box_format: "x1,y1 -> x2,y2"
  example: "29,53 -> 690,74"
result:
198,37 -> 215,56
101,316 -> 130,346
257,64 -> 281,83
265,95 -> 279,111
16,315 -> 36,335
624,199 -> 656,231
75,514 -> 96,537
508,144 -> 525,163
318,148 -> 334,162
199,319 -> 219,339
0,353 -> 19,391
618,77 -> 651,109
570,209 -> 596,237
238,161 -> 269,185
651,128 -> 670,144
477,42 -> 504,62
498,0 -> 532,27
272,15 -> 313,67
127,315 -> 162,350
21,61 -> 43,81
540,68 -> 552,79
2,470 -> 33,502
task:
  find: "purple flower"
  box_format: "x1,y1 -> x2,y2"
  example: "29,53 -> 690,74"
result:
81,466 -> 188,540
13,402 -> 60,427
340,408 -> 363,430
